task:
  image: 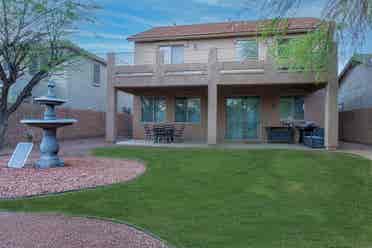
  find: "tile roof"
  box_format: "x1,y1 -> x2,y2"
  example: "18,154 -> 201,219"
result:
128,17 -> 321,42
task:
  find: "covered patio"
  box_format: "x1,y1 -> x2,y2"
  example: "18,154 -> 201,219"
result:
105,47 -> 339,149
108,83 -> 332,148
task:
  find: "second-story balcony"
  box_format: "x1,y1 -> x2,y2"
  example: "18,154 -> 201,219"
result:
108,48 -> 327,88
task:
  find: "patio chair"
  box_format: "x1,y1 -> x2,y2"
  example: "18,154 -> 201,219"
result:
143,124 -> 153,142
303,128 -> 324,148
164,123 -> 175,143
153,124 -> 167,143
174,124 -> 185,143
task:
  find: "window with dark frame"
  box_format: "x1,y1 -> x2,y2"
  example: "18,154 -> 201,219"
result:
175,97 -> 201,123
235,39 -> 259,61
141,96 -> 166,123
279,96 -> 304,120
92,63 -> 101,86
159,45 -> 184,64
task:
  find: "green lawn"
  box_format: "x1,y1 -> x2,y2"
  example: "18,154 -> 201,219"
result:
1,148 -> 372,248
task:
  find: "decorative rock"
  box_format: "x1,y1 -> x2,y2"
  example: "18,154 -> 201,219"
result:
0,156 -> 145,198
0,213 -> 168,248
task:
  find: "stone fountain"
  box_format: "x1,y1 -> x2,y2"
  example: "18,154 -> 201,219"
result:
21,81 -> 77,169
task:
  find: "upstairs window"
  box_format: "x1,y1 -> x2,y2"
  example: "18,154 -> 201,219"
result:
159,45 -> 184,64
141,96 -> 166,123
280,96 -> 304,120
92,63 -> 101,86
235,39 -> 258,61
175,97 -> 201,123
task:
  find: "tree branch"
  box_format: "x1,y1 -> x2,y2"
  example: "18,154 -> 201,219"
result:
0,63 -> 8,85
6,71 -> 48,116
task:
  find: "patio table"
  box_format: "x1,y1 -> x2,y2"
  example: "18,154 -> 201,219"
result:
152,124 -> 175,143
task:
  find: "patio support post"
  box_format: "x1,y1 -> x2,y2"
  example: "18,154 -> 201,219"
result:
155,49 -> 164,81
106,53 -> 117,143
207,48 -> 218,145
324,42 -> 339,150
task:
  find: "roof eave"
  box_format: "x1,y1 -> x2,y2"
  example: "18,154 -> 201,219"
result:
68,45 -> 107,66
127,27 -> 317,43
338,57 -> 361,84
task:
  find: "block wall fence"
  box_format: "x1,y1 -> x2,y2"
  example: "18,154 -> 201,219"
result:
5,103 -> 132,147
339,108 -> 372,145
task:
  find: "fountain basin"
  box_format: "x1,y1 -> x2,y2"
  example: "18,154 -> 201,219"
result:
33,96 -> 66,106
21,119 -> 77,169
21,119 -> 77,129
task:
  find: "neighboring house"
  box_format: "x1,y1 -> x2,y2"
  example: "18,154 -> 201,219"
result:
3,47 -> 133,146
105,17 -> 339,149
8,49 -> 131,113
338,54 -> 372,144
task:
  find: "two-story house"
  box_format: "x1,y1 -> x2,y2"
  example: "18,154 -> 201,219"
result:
7,47 -> 131,113
106,17 -> 339,149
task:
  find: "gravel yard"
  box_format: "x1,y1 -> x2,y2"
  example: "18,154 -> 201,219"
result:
0,212 -> 167,248
0,156 -> 145,199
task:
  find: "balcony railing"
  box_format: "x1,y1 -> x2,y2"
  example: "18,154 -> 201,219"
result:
115,52 -> 134,65
107,48 -> 327,88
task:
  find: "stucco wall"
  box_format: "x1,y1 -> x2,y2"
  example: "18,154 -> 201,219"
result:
64,59 -> 108,112
132,87 -> 208,142
304,88 -> 325,128
339,63 -> 372,111
134,37 -> 271,65
131,85 -> 325,143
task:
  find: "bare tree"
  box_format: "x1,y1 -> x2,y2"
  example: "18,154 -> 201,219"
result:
0,0 -> 97,148
258,0 -> 372,45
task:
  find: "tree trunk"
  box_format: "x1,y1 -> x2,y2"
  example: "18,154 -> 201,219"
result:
0,113 -> 9,150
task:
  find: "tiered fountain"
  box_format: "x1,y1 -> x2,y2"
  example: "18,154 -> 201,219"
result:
21,81 -> 77,169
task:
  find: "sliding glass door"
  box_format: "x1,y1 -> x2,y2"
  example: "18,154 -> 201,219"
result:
225,97 -> 260,140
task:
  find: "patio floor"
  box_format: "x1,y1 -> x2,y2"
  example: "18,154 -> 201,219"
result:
116,139 -> 312,150
337,141 -> 372,160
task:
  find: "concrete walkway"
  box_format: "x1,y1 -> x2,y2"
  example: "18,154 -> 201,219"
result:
117,139 -> 311,150
338,142 -> 372,160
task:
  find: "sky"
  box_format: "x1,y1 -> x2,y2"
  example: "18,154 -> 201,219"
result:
71,0 -> 372,68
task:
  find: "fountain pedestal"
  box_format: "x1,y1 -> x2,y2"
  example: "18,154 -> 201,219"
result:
38,128 -> 62,168
21,81 -> 77,169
